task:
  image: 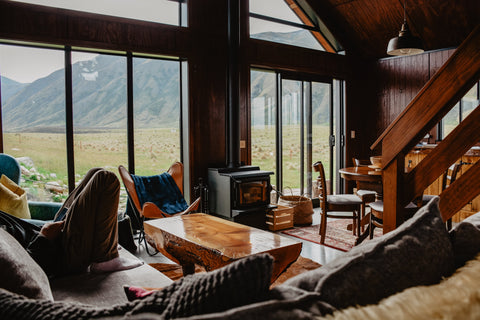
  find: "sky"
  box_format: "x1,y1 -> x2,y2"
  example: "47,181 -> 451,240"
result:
1,0 -> 302,83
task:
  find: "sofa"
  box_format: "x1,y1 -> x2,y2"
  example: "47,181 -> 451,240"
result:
1,196 -> 480,319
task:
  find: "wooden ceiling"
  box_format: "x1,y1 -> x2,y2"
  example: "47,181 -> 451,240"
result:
304,0 -> 480,59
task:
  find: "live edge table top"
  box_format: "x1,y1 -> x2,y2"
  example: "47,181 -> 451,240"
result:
144,213 -> 302,283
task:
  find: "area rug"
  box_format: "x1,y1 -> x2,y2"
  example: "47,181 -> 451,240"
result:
282,219 -> 382,252
149,256 -> 321,287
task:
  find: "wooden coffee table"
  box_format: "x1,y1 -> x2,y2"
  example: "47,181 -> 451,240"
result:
144,213 -> 302,283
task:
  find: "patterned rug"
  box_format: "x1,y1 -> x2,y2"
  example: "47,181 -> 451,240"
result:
282,219 -> 382,252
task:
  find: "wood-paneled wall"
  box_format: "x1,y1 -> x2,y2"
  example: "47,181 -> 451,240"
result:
373,48 -> 456,151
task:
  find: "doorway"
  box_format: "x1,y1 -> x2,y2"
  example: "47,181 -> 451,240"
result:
251,69 -> 344,199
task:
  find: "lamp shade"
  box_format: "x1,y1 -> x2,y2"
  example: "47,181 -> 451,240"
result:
387,21 -> 424,56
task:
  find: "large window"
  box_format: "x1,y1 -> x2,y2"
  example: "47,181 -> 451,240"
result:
0,43 -> 185,207
249,0 -> 341,52
72,52 -> 128,175
133,57 -> 182,175
11,0 -> 187,26
0,44 -> 68,202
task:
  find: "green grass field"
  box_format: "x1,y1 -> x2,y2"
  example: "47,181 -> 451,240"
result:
251,124 -> 333,195
4,125 -> 332,207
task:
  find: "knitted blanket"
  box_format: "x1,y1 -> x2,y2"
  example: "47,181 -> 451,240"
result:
0,254 -> 273,320
132,173 -> 188,215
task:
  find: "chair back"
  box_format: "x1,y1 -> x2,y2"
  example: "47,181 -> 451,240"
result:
118,165 -> 143,215
352,158 -> 371,167
0,154 -> 21,184
167,162 -> 184,194
441,162 -> 462,190
118,162 -> 185,218
313,161 -> 327,214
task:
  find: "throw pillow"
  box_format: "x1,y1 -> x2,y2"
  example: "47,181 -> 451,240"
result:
0,228 -> 53,300
449,211 -> 480,268
126,253 -> 274,318
319,252 -> 480,320
0,174 -> 31,219
283,196 -> 454,310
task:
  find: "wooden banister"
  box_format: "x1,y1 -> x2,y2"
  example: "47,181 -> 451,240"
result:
405,103 -> 480,203
371,25 -> 480,169
439,161 -> 480,222
372,24 -> 480,232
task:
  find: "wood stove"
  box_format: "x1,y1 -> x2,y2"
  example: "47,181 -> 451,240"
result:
208,166 -> 274,228
207,0 -> 274,229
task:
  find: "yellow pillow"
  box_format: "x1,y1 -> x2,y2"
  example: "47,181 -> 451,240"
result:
0,174 -> 31,219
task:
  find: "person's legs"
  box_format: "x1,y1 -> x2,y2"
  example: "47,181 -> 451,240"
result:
60,169 -> 141,274
53,167 -> 104,221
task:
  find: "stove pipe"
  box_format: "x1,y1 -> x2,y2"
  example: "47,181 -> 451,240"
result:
226,0 -> 241,168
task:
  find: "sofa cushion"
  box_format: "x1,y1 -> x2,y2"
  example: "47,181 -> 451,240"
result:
0,228 -> 53,300
50,245 -> 172,307
318,252 -> 480,320
0,174 -> 30,219
283,196 -> 454,310
449,211 -> 480,268
0,253 -> 275,320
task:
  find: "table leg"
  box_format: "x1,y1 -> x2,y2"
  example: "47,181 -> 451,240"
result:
181,263 -> 195,276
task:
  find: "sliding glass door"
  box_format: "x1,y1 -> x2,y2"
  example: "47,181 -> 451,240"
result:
251,69 -> 341,199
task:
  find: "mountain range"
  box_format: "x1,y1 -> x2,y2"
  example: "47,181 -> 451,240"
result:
2,30 -> 328,132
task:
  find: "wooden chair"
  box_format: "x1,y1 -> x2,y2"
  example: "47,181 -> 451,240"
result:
368,200 -> 420,239
313,160 -> 362,244
422,162 -> 462,230
352,158 -> 377,232
118,162 -> 200,254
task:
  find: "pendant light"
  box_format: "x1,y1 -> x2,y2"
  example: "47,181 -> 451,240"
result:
387,0 -> 424,56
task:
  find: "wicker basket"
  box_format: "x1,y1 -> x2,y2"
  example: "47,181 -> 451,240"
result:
277,195 -> 314,225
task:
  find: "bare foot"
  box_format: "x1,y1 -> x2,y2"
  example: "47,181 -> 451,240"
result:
90,256 -> 144,273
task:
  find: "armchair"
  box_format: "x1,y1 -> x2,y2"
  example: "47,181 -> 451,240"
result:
0,153 -> 61,223
118,162 -> 200,254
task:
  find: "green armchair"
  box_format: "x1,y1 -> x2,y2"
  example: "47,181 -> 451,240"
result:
0,153 -> 61,223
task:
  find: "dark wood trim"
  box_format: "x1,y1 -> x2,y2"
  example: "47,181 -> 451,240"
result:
126,52 -> 135,173
284,0 -> 336,53
0,1 -> 191,57
64,46 -> 75,193
246,38 -> 349,79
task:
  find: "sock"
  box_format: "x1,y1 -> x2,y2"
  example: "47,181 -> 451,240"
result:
90,256 -> 143,273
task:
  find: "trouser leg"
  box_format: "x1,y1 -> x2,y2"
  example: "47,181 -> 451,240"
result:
54,167 -> 104,221
60,169 -> 120,274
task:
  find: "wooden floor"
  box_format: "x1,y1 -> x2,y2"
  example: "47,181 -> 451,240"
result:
133,207 -> 345,267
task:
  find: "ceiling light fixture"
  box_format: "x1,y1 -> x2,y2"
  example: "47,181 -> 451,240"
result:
387,0 -> 424,56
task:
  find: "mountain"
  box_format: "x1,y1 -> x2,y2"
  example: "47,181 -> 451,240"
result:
2,55 -> 181,132
2,30 -> 326,132
1,77 -> 28,103
251,29 -> 324,51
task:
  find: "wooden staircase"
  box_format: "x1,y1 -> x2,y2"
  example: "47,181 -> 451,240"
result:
371,25 -> 480,232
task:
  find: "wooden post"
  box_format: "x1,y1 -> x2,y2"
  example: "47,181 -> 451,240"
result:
382,154 -> 405,233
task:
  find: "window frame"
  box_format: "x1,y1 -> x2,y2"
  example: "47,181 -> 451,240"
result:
0,41 -> 186,196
